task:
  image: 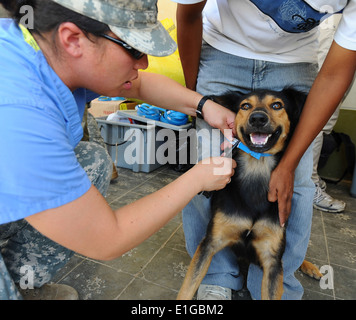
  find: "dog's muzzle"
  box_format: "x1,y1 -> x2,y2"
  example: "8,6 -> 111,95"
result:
248,111 -> 269,128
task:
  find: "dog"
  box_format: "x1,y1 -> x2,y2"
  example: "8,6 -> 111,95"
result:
178,88 -> 322,300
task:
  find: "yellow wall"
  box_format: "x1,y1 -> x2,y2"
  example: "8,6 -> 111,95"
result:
158,0 -> 177,23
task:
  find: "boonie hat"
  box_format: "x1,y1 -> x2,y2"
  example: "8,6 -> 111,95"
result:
51,0 -> 177,57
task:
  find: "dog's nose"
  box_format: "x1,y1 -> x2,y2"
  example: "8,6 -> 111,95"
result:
249,112 -> 268,127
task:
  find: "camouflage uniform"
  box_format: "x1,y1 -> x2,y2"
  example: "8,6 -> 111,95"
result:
0,112 -> 113,300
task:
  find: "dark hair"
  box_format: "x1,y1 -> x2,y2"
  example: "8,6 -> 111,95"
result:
0,0 -> 110,37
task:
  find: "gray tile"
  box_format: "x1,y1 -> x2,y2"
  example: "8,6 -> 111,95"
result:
99,241 -> 163,275
323,216 -> 356,245
326,181 -> 356,211
327,238 -> 356,270
145,219 -> 182,246
148,173 -> 177,186
331,264 -> 356,300
310,210 -> 324,236
109,192 -> 144,209
164,225 -> 188,254
132,179 -> 170,196
305,233 -> 328,263
117,278 -> 177,300
139,246 -> 191,291
51,254 -> 86,283
322,210 -> 356,229
116,167 -> 157,181
301,288 -> 335,300
58,259 -> 134,300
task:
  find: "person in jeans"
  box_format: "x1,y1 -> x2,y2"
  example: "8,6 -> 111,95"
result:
174,0 -> 355,300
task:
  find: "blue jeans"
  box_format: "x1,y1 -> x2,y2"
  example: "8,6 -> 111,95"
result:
183,42 -> 318,300
0,113 -> 112,300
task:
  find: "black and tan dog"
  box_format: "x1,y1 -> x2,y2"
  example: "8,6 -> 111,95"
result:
178,88 -> 322,300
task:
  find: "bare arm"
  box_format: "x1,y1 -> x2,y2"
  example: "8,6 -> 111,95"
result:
176,1 -> 206,90
26,157 -> 236,261
268,41 -> 356,226
121,71 -> 237,138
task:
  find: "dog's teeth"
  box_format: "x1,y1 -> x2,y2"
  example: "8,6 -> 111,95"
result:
250,133 -> 271,145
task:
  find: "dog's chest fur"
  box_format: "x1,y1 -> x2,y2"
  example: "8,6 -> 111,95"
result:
236,152 -> 277,184
212,151 -> 279,221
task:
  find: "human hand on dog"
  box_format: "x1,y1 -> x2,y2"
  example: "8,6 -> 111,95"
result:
192,157 -> 236,192
268,163 -> 295,227
202,100 -> 237,139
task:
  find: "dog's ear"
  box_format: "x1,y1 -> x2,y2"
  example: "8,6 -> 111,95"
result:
209,90 -> 244,113
281,87 -> 307,120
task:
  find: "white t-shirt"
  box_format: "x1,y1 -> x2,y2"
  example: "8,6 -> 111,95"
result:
172,0 -> 356,63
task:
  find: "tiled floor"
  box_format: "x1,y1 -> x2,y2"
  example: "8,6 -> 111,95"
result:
52,165 -> 356,300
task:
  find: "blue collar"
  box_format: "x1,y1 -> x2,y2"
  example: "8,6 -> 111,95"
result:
230,138 -> 273,160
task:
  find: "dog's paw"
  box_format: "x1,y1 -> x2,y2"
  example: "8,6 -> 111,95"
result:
300,260 -> 323,280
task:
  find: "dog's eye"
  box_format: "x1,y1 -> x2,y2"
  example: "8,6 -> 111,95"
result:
241,103 -> 252,110
271,102 -> 283,110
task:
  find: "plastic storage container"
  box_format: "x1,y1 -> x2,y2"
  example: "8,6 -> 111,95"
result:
96,110 -> 192,173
